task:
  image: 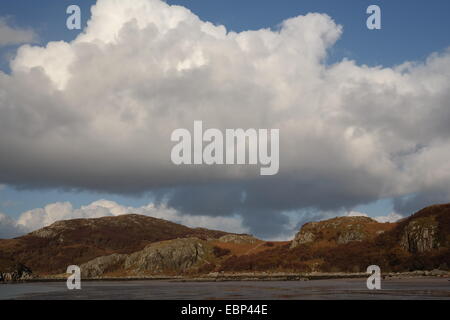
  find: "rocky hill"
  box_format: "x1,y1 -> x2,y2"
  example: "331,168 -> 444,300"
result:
0,214 -> 231,275
1,204 -> 449,280
220,204 -> 449,273
290,216 -> 395,248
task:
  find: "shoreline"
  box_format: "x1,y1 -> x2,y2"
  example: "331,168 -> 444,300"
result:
3,270 -> 449,284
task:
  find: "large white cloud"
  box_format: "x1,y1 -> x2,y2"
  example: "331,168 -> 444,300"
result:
0,0 -> 449,237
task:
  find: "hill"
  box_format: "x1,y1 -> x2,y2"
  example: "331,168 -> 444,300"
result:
1,204 -> 449,280
220,204 -> 450,273
290,216 -> 396,248
0,214 -> 230,275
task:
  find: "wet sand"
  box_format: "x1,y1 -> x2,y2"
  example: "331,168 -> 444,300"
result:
1,277 -> 449,300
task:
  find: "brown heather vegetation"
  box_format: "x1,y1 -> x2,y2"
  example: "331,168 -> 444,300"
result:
210,240 -> 288,257
1,204 -> 449,277
218,241 -> 449,273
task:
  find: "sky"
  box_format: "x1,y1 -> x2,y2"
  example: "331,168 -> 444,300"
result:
1,0 -> 450,67
0,0 -> 450,239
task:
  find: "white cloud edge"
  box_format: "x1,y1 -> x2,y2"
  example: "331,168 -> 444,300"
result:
347,210 -> 403,223
0,17 -> 37,47
0,200 -> 250,239
0,199 -> 404,240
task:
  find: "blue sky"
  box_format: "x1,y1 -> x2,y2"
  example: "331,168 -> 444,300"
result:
1,0 -> 450,220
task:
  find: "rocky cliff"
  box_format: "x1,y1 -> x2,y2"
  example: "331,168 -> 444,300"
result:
400,216 -> 440,253
397,204 -> 449,253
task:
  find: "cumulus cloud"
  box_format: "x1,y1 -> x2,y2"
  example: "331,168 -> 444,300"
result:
346,211 -> 403,223
347,211 -> 368,218
0,17 -> 36,47
0,0 -> 449,237
374,212 -> 404,223
0,200 -> 247,238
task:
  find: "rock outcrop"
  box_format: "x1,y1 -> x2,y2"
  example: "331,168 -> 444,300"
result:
400,216 -> 440,253
81,238 -> 214,278
217,234 -> 259,244
81,254 -> 127,278
0,263 -> 33,282
291,230 -> 316,246
125,237 -> 213,274
291,216 -> 394,248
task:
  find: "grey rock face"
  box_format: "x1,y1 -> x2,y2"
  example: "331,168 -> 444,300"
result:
337,229 -> 366,244
401,217 -> 440,253
30,220 -> 78,237
80,237 -> 214,278
290,231 -> 316,248
81,253 -> 127,278
125,238 -> 212,274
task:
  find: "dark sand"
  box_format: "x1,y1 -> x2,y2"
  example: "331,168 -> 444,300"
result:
1,277 -> 449,300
